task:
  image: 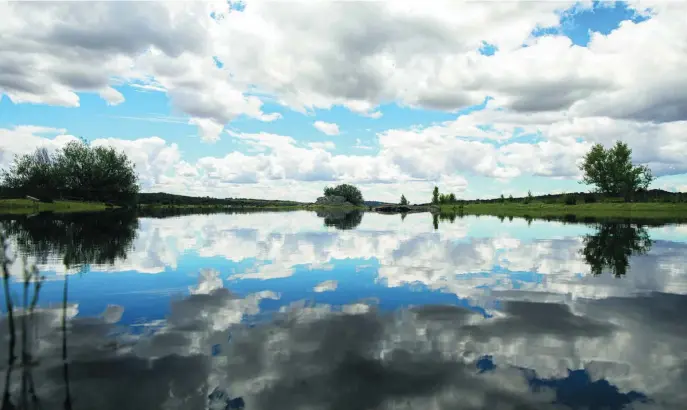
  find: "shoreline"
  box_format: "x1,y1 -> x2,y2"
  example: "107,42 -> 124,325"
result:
438,202 -> 687,221
2,198 -> 687,222
0,199 -> 115,214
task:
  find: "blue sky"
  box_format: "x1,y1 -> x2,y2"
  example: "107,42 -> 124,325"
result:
1,1 -> 684,202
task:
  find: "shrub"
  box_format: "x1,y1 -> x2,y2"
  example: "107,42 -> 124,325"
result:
564,195 -> 577,205
323,184 -> 364,205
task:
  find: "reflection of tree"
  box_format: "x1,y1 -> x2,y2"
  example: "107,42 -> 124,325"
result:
0,211 -> 138,269
581,223 -> 653,277
316,210 -> 364,230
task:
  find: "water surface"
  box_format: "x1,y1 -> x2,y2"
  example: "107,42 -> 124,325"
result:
1,210 -> 686,409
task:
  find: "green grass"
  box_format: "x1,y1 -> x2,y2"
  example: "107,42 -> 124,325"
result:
439,202 -> 687,221
0,199 -> 113,214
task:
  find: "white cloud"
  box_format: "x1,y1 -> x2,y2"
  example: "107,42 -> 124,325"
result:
2,1 -> 687,191
307,141 -> 336,151
189,117 -> 225,143
98,87 -> 125,106
313,121 -> 340,136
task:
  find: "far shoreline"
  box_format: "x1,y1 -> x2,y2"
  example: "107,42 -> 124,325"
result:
2,198 -> 687,222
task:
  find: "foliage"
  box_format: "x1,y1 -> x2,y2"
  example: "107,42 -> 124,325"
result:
400,194 -> 409,206
499,194 -> 505,204
432,187 -> 440,205
524,190 -> 534,204
136,192 -> 303,207
323,184 -> 364,205
1,141 -> 139,205
583,193 -> 597,204
564,194 -> 577,205
580,141 -> 653,199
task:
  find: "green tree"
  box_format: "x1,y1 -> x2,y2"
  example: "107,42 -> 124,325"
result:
1,140 -> 139,204
580,141 -> 653,200
1,147 -> 58,190
499,194 -> 505,203
322,184 -> 364,205
400,194 -> 409,206
448,193 -> 456,203
432,186 -> 440,205
524,190 -> 534,204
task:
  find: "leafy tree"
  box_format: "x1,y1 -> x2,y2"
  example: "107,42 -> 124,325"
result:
322,184 -> 364,205
400,194 -> 409,206
1,147 -> 59,190
580,141 -> 653,200
508,194 -> 513,202
499,194 -> 505,203
524,190 -> 534,204
448,193 -> 456,203
1,140 -> 139,204
432,186 -> 440,205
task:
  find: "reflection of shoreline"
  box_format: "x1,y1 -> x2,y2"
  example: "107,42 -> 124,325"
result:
582,223 -> 653,277
315,209 -> 364,230
0,211 -> 138,269
5,212 -> 684,301
434,209 -> 684,227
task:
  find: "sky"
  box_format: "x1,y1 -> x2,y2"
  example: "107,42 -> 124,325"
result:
1,0 -> 686,203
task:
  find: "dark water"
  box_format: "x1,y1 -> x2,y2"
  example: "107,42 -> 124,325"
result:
1,210 -> 686,410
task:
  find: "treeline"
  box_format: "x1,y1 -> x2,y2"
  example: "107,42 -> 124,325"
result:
460,189 -> 686,205
137,192 -> 304,207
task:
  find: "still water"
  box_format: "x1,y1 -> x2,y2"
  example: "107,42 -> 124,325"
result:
1,210 -> 686,410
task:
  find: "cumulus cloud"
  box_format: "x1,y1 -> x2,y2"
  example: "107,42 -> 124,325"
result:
2,0 -> 687,192
313,121 -> 340,136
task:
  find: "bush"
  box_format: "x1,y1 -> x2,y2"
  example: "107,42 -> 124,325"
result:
323,184 -> 364,205
583,193 -> 597,204
564,195 -> 577,205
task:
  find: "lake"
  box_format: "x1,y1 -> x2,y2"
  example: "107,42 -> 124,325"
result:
1,209 -> 686,410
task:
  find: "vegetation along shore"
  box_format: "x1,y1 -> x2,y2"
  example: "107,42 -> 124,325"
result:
0,138 -> 685,219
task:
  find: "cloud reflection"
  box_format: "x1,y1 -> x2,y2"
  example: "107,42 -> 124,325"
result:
2,266 -> 685,409
6,212 -> 687,301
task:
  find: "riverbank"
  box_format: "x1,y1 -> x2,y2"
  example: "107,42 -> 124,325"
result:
0,200 -> 367,216
0,199 -> 113,214
439,202 -> 687,221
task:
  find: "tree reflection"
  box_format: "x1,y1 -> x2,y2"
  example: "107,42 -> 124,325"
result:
581,223 -> 653,277
316,210 -> 364,230
0,211 -> 138,269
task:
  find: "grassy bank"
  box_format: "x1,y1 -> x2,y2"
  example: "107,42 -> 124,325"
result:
440,202 -> 687,221
0,199 -> 113,214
